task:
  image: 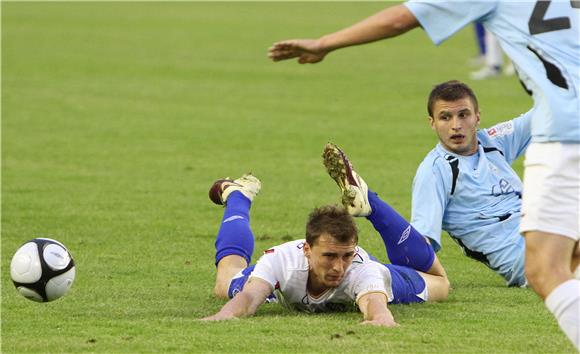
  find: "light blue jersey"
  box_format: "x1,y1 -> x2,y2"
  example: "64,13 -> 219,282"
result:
405,0 -> 580,143
411,112 -> 532,286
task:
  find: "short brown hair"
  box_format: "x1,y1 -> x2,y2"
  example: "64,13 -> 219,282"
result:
305,205 -> 358,246
427,80 -> 479,116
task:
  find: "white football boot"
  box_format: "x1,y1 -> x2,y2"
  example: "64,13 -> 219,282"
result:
323,143 -> 371,217
209,173 -> 261,205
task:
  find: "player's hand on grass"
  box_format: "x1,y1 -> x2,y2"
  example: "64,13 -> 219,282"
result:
199,313 -> 239,322
268,39 -> 328,64
360,318 -> 399,328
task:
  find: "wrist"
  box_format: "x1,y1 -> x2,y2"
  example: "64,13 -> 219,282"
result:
316,36 -> 334,53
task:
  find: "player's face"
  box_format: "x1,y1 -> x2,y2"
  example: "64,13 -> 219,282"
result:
304,233 -> 357,293
429,98 -> 480,156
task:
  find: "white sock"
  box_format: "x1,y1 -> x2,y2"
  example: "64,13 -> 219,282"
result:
545,279 -> 580,350
485,30 -> 503,69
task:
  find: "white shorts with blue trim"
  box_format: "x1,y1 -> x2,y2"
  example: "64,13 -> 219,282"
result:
520,142 -> 580,240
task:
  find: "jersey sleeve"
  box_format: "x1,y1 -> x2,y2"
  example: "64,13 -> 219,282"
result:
410,159 -> 448,252
249,252 -> 279,290
404,0 -> 497,45
351,262 -> 390,303
483,111 -> 532,163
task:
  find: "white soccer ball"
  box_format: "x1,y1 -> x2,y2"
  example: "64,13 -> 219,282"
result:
10,238 -> 76,302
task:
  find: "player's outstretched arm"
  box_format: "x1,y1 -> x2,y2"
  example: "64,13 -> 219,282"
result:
200,278 -> 272,321
268,4 -> 418,64
357,292 -> 399,328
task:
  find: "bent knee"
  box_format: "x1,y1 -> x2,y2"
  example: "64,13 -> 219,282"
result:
427,277 -> 450,302
439,277 -> 451,300
213,284 -> 230,299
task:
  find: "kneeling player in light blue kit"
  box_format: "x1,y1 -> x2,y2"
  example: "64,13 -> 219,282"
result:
201,153 -> 449,326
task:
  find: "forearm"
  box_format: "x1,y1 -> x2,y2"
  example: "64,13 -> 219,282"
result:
212,292 -> 260,319
358,292 -> 398,327
318,5 -> 419,52
203,278 -> 273,321
362,296 -> 395,323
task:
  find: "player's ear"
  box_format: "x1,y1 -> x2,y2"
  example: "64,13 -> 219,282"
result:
429,116 -> 435,130
303,242 -> 311,258
475,111 -> 481,126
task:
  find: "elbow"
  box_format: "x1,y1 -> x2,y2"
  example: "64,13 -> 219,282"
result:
386,5 -> 419,36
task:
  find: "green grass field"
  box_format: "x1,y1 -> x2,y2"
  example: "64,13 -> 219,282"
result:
2,2 -> 574,353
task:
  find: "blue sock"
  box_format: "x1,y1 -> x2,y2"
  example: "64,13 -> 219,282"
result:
366,190 -> 435,272
475,22 -> 486,55
214,191 -> 254,266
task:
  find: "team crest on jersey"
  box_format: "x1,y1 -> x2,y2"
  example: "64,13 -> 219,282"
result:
487,122 -> 514,138
491,178 -> 516,196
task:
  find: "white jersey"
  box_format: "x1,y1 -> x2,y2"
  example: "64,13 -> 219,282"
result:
250,240 -> 393,313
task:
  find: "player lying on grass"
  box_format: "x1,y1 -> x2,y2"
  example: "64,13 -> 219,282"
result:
201,156 -> 449,326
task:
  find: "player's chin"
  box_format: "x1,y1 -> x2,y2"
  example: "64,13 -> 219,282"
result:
325,276 -> 344,287
447,141 -> 470,155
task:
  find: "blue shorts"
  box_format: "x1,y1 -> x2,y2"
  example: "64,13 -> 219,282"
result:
384,264 -> 427,304
228,265 -> 277,302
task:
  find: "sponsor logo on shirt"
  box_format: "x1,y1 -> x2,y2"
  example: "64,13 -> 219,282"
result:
264,248 -> 275,254
487,122 -> 514,138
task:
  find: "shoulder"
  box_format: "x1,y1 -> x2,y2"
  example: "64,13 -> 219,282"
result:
264,239 -> 306,253
352,245 -> 372,263
345,261 -> 388,286
477,129 -> 502,151
415,147 -> 453,179
417,147 -> 441,168
258,239 -> 308,269
345,262 -> 391,296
